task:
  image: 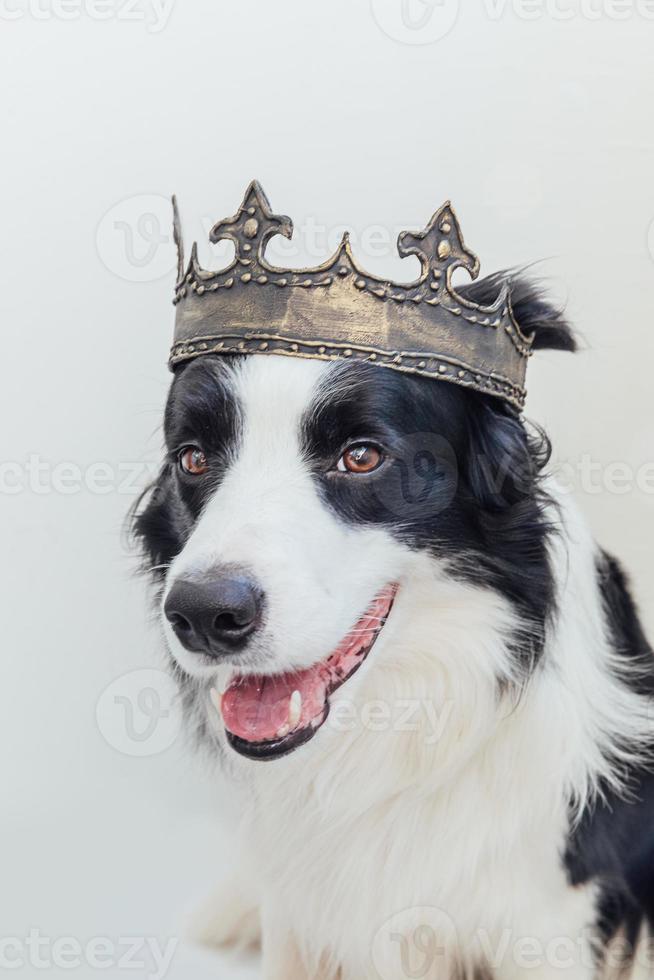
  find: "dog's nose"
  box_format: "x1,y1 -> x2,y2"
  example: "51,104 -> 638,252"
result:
164,570 -> 264,657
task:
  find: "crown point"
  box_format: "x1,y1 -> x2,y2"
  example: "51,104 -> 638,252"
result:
243,179 -> 270,207
336,230 -> 355,257
189,241 -> 201,276
172,195 -> 185,284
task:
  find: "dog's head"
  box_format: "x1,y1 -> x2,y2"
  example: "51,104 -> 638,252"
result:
133,274 -> 574,763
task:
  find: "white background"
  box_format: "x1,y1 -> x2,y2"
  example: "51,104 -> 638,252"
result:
1,1 -> 653,977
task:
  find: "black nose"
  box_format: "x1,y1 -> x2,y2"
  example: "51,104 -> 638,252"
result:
164,570 -> 264,657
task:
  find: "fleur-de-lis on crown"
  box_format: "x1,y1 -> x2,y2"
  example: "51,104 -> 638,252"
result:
398,202 -> 480,295
209,181 -> 292,273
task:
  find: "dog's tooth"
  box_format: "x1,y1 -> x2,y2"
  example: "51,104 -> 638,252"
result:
209,688 -> 223,715
289,690 -> 302,729
276,723 -> 290,739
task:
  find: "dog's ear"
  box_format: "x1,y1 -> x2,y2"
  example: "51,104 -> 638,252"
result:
129,463 -> 186,576
463,400 -> 548,513
456,272 -> 571,511
459,395 -> 555,630
458,271 -> 576,353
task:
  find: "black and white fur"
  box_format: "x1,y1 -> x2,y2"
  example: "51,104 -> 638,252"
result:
133,274 -> 654,980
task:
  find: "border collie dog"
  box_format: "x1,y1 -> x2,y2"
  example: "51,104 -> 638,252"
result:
133,275 -> 654,980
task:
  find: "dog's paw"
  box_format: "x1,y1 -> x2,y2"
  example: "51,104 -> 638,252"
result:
186,877 -> 261,952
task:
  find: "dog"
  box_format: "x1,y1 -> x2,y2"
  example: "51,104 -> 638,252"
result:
133,272 -> 654,980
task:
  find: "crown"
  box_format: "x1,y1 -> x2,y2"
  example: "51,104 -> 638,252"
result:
170,181 -> 534,411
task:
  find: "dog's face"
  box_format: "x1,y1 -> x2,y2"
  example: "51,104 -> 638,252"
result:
136,352 -> 552,761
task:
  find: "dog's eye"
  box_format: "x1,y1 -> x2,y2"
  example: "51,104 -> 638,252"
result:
178,446 -> 209,476
337,444 -> 383,474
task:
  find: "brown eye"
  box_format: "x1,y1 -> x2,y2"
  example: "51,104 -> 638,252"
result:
337,444 -> 383,474
179,446 -> 208,476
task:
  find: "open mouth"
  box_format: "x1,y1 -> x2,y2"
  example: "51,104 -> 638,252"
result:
215,584 -> 398,761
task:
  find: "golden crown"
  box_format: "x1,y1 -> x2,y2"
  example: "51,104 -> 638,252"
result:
170,181 -> 533,410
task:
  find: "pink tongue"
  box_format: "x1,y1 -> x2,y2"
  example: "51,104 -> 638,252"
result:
220,586 -> 396,744
221,667 -> 328,742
